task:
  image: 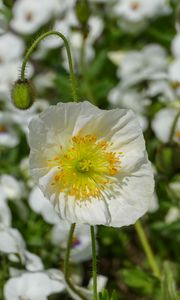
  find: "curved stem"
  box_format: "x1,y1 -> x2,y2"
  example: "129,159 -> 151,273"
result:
169,112 -> 180,143
21,30 -> 78,102
80,37 -> 96,104
90,226 -> 98,300
64,223 -> 88,300
135,220 -> 161,279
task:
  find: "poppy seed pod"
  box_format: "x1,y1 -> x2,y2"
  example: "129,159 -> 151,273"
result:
11,79 -> 35,110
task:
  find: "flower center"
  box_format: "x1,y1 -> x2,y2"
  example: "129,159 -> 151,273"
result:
130,2 -> 140,10
48,134 -> 122,201
72,236 -> 81,248
0,124 -> 7,134
25,12 -> 33,22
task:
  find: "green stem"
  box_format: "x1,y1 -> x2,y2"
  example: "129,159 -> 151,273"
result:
169,112 -> 180,143
21,30 -> 78,102
90,226 -> 98,300
64,223 -> 88,300
80,37 -> 96,104
135,220 -> 161,279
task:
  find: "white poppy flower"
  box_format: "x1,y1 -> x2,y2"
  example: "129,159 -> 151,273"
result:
165,207 -> 180,224
11,0 -> 60,35
0,225 -> 44,271
29,186 -> 59,225
0,33 -> 24,63
0,60 -> 33,99
0,112 -> 19,148
169,58 -> 180,84
0,8 -> 8,35
108,50 -> 127,66
108,87 -> 150,131
118,45 -> 167,88
147,80 -> 175,102
0,193 -> 12,226
152,108 -> 180,143
67,274 -> 107,300
0,174 -> 23,200
4,271 -> 65,300
23,251 -> 44,272
171,33 -> 180,58
51,220 -> 94,262
0,226 -> 25,257
10,99 -> 49,136
113,0 -> 170,24
169,179 -> 180,200
29,101 -> 154,227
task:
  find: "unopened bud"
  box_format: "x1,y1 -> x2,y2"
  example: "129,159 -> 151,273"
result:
11,79 -> 35,110
2,0 -> 15,8
75,0 -> 90,26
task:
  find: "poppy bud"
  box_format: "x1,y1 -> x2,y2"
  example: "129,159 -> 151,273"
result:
2,0 -> 15,8
11,79 -> 35,110
75,0 -> 90,26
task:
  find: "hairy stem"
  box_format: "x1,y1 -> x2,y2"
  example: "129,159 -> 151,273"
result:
169,112 -> 180,143
64,223 -> 88,300
21,30 -> 78,102
135,220 -> 161,279
91,226 -> 98,300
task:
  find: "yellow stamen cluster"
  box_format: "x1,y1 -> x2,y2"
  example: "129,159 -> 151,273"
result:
175,131 -> 180,139
48,134 -> 121,201
0,125 -> 7,134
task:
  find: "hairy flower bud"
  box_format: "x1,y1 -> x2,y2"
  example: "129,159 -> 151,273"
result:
2,0 -> 14,8
11,79 -> 35,110
75,0 -> 90,26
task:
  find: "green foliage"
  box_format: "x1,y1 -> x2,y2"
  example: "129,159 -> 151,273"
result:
161,262 -> 179,300
99,289 -> 119,300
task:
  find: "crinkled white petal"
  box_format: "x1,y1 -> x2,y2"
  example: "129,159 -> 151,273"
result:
29,102 -> 154,227
152,108 -> 180,143
4,271 -> 64,300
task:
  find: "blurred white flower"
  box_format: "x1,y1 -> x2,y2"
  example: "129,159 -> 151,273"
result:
0,33 -> 24,63
113,0 -> 171,32
147,80 -> 175,102
67,274 -> 107,300
0,61 -> 33,100
152,107 -> 180,143
118,45 -> 167,88
11,0 -> 61,35
29,186 -> 59,225
169,58 -> 180,84
52,220 -> 94,263
165,207 -> 180,224
168,177 -> 180,200
0,225 -> 44,271
148,193 -> 159,213
0,193 -> 12,226
0,112 -> 19,148
23,251 -> 44,272
29,101 -> 154,227
0,174 -> 24,200
4,270 -> 65,300
108,50 -> 126,66
10,99 -> 49,136
108,87 -> 150,131
171,33 -> 180,58
0,226 -> 25,257
0,4 -> 9,34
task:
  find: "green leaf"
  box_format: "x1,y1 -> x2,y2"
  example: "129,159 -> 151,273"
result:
99,289 -> 110,300
161,262 -> 178,300
120,268 -> 159,295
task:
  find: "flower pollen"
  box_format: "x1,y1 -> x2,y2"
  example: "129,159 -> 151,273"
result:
48,134 -> 122,201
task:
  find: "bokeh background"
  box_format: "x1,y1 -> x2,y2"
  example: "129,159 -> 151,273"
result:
0,0 -> 179,299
